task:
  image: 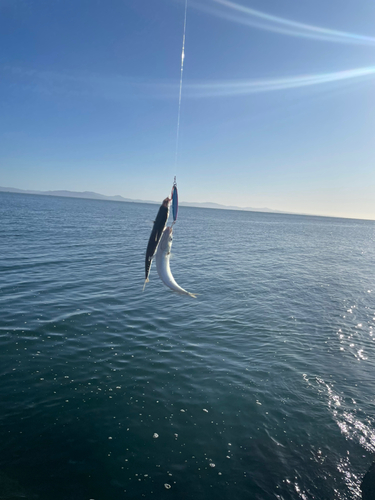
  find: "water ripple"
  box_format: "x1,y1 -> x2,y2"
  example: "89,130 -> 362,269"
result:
0,193 -> 374,499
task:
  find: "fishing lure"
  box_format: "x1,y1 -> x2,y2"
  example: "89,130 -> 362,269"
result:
171,176 -> 178,224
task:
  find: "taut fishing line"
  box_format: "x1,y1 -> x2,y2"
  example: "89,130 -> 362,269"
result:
175,0 -> 188,169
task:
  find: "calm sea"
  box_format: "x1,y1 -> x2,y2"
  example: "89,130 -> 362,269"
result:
0,192 -> 374,500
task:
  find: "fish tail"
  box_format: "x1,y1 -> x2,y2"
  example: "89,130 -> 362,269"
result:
188,292 -> 197,299
142,279 -> 149,292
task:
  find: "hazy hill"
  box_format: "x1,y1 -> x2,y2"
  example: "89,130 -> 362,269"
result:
0,186 -> 283,213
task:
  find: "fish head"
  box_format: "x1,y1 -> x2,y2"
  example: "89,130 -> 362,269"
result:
158,226 -> 173,253
166,227 -> 173,249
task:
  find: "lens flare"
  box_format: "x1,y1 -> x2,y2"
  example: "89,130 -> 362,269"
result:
184,66 -> 375,97
192,0 -> 375,45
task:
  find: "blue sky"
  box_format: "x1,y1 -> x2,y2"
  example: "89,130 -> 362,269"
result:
1,0 -> 374,219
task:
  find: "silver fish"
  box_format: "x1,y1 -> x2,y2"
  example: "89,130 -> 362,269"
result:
155,226 -> 196,298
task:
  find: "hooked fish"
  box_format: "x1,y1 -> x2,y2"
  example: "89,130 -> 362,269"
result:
144,197 -> 170,289
155,226 -> 196,298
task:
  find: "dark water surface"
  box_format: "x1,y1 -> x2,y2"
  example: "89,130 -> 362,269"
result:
0,192 -> 374,499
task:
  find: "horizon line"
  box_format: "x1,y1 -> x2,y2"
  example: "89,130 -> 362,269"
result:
0,186 -> 373,222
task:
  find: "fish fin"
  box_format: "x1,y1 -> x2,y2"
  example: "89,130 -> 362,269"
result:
188,293 -> 197,299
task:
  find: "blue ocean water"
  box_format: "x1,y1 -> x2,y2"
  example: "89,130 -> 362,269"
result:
0,191 -> 374,500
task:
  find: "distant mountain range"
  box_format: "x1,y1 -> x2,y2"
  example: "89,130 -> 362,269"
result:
0,186 -> 286,214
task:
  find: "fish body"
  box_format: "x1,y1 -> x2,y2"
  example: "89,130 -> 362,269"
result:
155,227 -> 196,298
144,198 -> 170,287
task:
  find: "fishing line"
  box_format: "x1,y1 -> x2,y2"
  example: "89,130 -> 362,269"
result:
175,0 -> 188,169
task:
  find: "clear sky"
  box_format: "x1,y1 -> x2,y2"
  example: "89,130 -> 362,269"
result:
1,0 -> 375,219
